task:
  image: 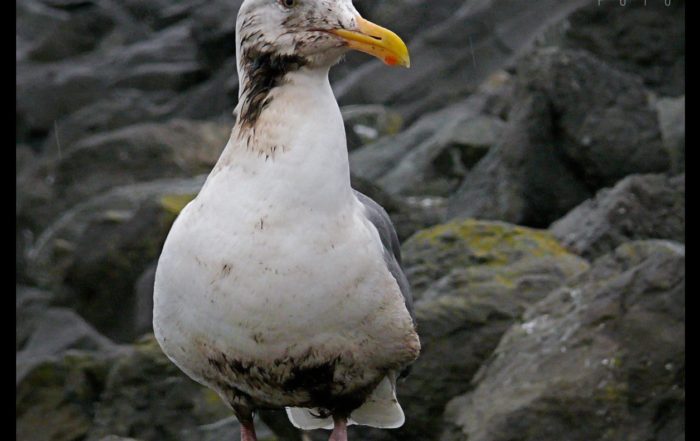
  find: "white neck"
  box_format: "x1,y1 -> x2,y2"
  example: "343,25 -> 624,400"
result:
203,66 -> 353,215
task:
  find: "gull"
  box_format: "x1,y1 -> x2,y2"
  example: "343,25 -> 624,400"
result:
153,1 -> 420,440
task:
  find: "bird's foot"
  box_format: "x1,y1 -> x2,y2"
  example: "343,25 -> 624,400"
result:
328,415 -> 348,441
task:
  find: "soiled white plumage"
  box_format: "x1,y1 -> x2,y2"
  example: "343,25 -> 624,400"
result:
153,0 -> 419,437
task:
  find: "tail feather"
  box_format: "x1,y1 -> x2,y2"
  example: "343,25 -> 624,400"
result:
285,374 -> 405,430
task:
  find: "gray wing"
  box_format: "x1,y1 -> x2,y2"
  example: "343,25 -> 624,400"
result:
353,190 -> 415,324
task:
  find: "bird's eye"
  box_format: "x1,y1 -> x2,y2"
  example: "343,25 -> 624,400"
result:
279,0 -> 297,8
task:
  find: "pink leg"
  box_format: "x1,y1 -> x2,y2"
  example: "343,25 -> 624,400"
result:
241,420 -> 258,441
328,415 -> 348,441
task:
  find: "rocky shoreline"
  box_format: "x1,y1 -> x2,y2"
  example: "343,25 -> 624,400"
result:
17,1 -> 684,440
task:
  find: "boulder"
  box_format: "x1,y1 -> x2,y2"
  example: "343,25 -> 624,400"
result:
17,335 -> 236,441
86,335 -> 231,441
16,285 -> 54,351
561,0 -> 685,97
341,104 -> 404,151
17,307 -> 118,384
656,95 -> 685,173
17,351 -> 114,441
353,220 -> 589,441
448,48 -> 669,227
24,177 -> 205,341
443,240 -> 685,441
551,174 -> 685,260
335,0 -> 588,124
18,119 -> 228,232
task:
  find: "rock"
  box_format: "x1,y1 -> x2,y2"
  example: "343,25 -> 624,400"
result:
24,177 -> 205,341
133,262 -> 158,339
351,174 -> 443,241
16,285 -> 54,351
19,119 -> 228,232
17,335 -> 234,441
16,307 -> 118,384
17,22 -> 200,140
350,94 -> 491,187
341,104 -> 404,151
98,437 -> 142,441
16,60 -> 111,140
349,70 -> 513,198
443,240 -> 685,441
656,95 -> 685,173
86,335 -> 231,441
358,220 -> 589,441
26,1 -> 115,62
561,0 -> 685,97
334,0 -> 588,124
17,351 -> 114,441
448,48 -> 669,227
379,112 -> 506,197
551,174 -> 685,260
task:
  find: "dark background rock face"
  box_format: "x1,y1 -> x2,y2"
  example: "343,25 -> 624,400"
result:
16,0 -> 684,440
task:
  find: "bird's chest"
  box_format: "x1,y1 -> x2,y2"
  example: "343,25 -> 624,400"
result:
154,194 -> 398,356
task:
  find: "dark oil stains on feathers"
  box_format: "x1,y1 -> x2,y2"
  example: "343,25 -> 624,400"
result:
238,49 -> 308,128
205,348 -> 384,417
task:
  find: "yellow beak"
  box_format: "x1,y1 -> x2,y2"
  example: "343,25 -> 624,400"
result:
330,16 -> 410,68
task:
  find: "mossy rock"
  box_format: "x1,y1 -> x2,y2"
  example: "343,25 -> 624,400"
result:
17,352 -> 113,441
403,219 -> 580,296
376,219 -> 589,441
86,334 -> 230,441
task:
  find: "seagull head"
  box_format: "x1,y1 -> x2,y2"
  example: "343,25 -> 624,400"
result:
236,0 -> 410,70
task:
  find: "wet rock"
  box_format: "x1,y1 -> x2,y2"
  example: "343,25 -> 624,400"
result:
16,285 -> 54,351
561,0 -> 685,97
26,1 -> 115,62
449,48 -> 668,227
342,105 -> 404,151
443,240 -> 685,441
24,177 -> 205,341
656,95 -> 685,173
551,174 -> 685,260
351,174 -> 443,241
335,0 -> 588,123
17,351 -> 114,441
19,119 -> 228,232
86,335 -> 231,441
365,220 -> 589,441
17,335 -> 234,441
17,308 -> 117,383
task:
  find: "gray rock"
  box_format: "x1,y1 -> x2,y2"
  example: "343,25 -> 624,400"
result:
17,335 -> 233,441
16,285 -> 54,351
657,95 -> 685,173
355,220 -> 588,441
99,437 -> 142,441
17,351 -> 114,441
16,307 -> 118,384
350,94 -> 491,185
551,174 -> 685,260
378,113 -> 506,196
561,0 -> 685,97
351,174 -> 443,242
86,335 -> 231,441
443,240 -> 685,441
341,104 -> 404,151
24,177 -> 205,341
26,1 -> 116,62
335,0 -> 588,124
19,119 -> 228,232
449,48 -> 669,227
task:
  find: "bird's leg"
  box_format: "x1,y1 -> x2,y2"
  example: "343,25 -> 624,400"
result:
241,420 -> 258,441
235,407 -> 258,441
328,415 -> 348,441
